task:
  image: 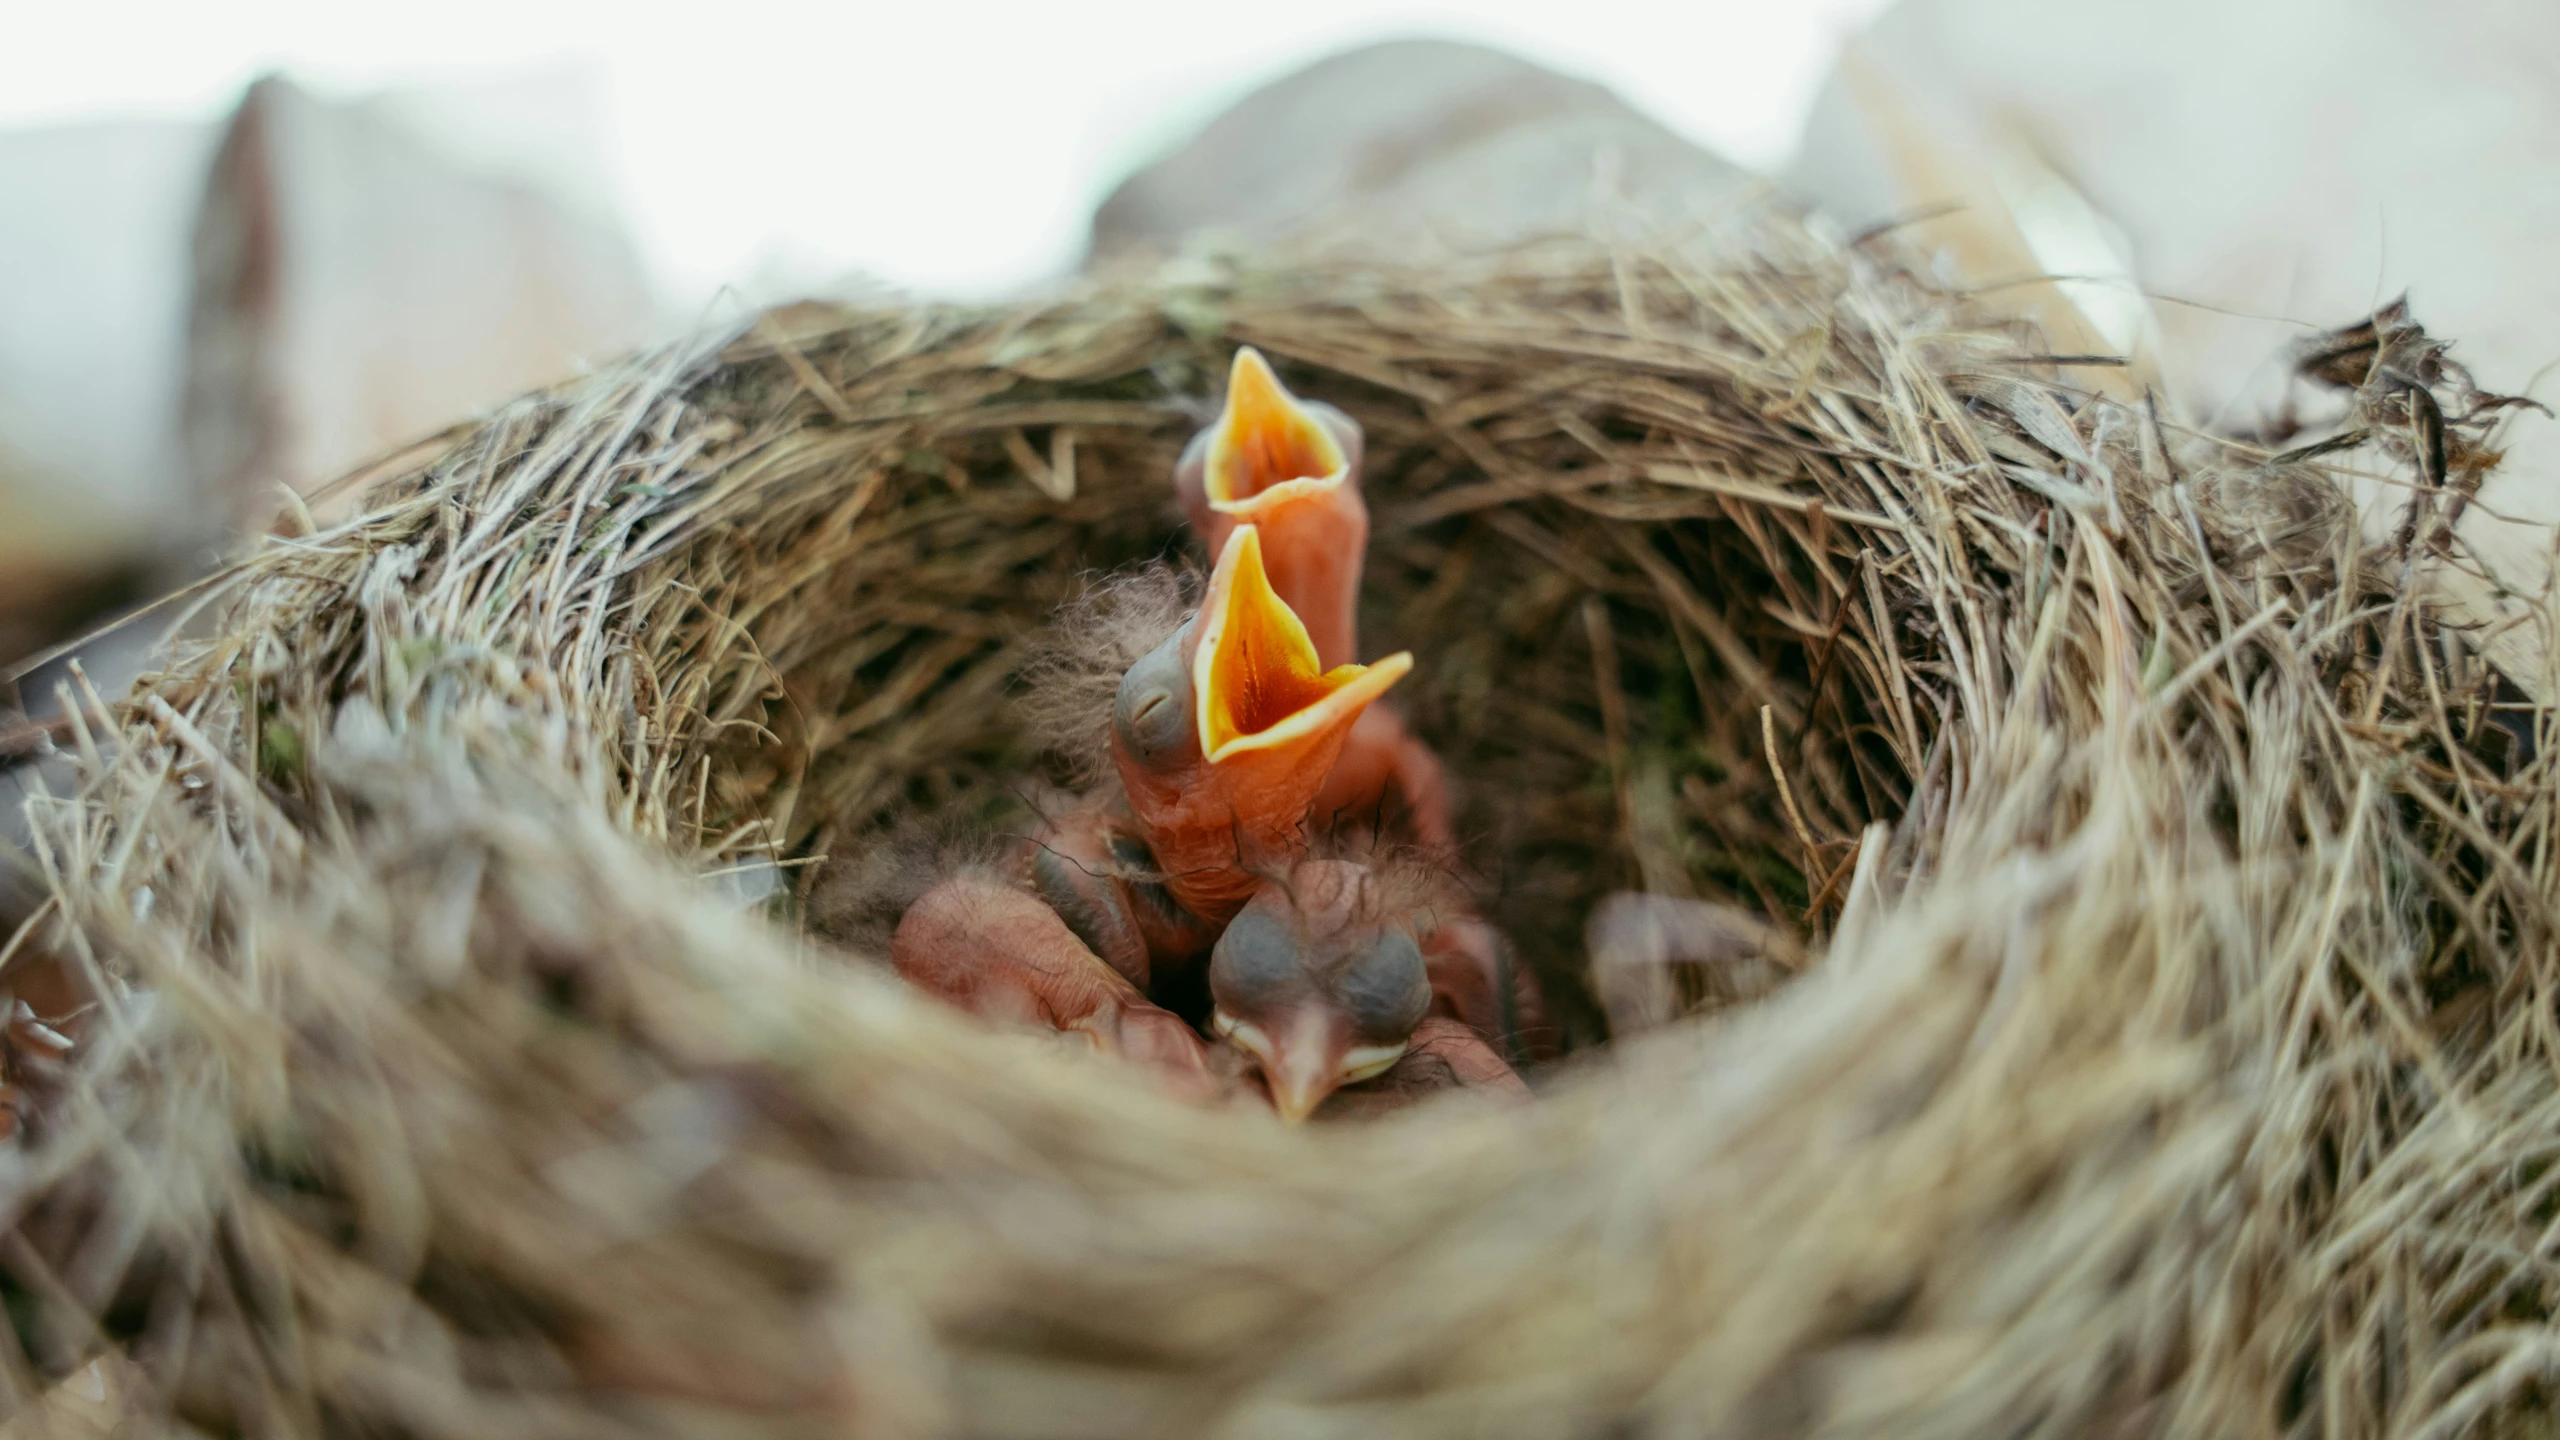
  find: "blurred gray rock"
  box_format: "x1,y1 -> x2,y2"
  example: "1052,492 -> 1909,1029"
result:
1785,0 -> 2560,696
3,70 -> 665,923
185,74 -> 661,533
1088,39 -> 1752,265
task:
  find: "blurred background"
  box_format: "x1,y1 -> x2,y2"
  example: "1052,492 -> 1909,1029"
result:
7,0 -> 2559,802
0,0 -> 1887,713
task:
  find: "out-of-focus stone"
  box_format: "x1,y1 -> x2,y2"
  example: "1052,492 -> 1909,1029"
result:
184,74 -> 660,532
3,72 -> 664,929
1787,0 -> 2560,697
1089,39 -> 1751,266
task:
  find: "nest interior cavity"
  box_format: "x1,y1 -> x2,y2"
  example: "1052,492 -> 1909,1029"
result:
1,220 -> 2550,1438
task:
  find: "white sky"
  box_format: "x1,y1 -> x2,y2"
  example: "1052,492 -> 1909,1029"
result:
2,0 -> 1893,304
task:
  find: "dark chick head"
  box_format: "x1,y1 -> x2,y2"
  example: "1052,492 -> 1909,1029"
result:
1110,526 -> 1410,922
1206,857 -> 1436,1123
1111,621 -> 1197,776
1015,563 -> 1195,789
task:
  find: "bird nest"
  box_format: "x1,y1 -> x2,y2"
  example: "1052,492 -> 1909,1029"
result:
3,220 -> 2550,1438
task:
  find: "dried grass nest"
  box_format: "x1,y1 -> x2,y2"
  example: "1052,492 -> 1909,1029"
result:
2,216 -> 2553,1439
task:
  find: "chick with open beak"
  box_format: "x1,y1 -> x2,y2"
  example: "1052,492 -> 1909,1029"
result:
1174,347 -> 1454,852
1175,347 -> 1367,668
1112,524 -> 1411,924
1207,858 -> 1433,1124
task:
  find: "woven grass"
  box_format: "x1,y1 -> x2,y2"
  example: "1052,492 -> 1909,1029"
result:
2,214 -> 2551,1438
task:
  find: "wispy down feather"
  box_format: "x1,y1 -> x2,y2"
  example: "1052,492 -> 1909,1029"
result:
1013,562 -> 1199,787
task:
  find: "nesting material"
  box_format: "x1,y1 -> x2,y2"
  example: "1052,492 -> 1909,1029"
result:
3,215 -> 2549,1438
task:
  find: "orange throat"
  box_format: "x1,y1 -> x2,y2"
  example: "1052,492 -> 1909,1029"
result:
1193,526 -> 1409,768
1126,525 -> 1410,919
1204,347 -> 1348,512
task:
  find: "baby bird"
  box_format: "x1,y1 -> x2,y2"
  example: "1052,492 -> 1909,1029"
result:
1111,523 -> 1411,924
1207,855 -> 1526,1122
1173,347 -> 1455,851
868,527 -> 1412,1103
889,868 -> 1219,1101
869,525 -> 1533,1119
1174,346 -> 1367,669
881,831 -> 1527,1120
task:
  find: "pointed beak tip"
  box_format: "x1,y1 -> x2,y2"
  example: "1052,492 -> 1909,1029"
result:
1220,349 -> 1283,423
1228,520 -> 1266,565
1269,1078 -> 1328,1126
1202,522 -> 1267,597
1195,528 -> 1407,765
1316,650 -> 1414,722
1209,349 -> 1344,507
1262,1033 -> 1349,1126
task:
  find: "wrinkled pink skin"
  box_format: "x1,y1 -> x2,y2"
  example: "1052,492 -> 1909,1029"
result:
1405,1016 -> 1533,1095
1313,706 -> 1456,854
890,872 -> 1216,1103
891,821 -> 1543,1117
1025,804 -> 1224,989
1422,913 -> 1559,1065
1175,393 -> 1455,855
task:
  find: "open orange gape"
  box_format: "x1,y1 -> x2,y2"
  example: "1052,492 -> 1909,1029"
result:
1177,346 -> 1456,852
1201,348 -> 1352,510
1178,347 -> 1369,671
1110,522 -> 1411,923
889,519 -> 1520,1123
1192,525 -> 1410,770
886,348 -> 1546,1124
